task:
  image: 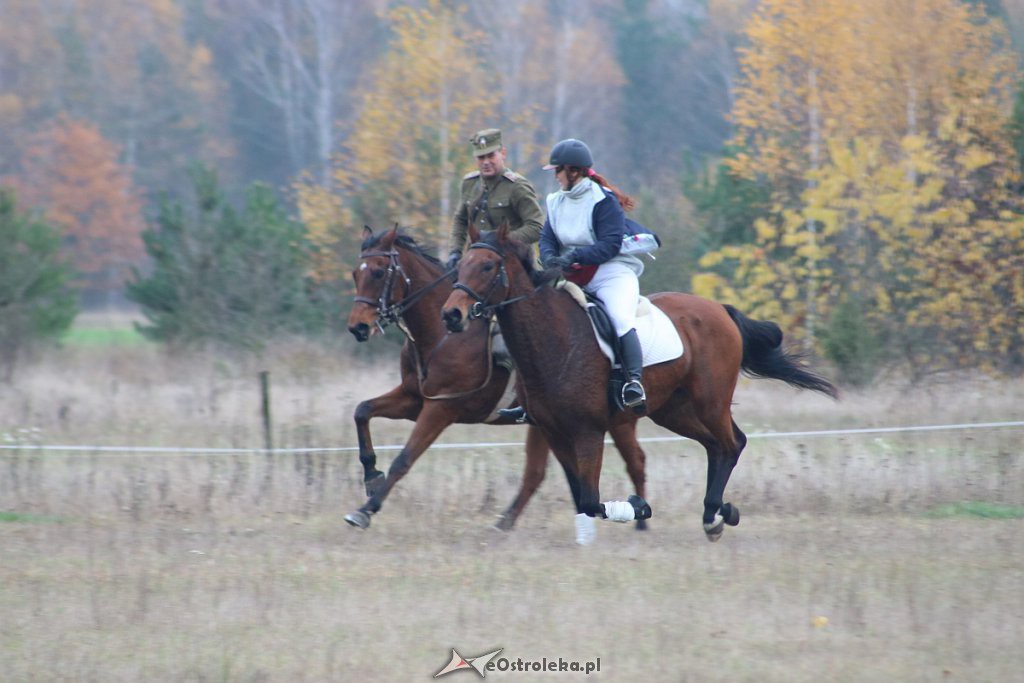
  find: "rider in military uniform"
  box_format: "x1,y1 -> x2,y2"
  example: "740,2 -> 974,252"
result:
446,129 -> 543,387
445,128 -> 544,270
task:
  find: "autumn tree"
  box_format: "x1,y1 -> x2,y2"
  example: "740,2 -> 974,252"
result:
214,0 -> 380,185
0,189 -> 77,379
300,0 -> 631,285
59,0 -> 232,195
14,117 -> 145,298
333,0 -> 495,240
0,1 -> 65,179
466,0 -> 627,173
696,0 -> 1024,379
0,0 -> 232,202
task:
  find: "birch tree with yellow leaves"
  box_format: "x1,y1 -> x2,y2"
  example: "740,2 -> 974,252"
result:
696,0 -> 1024,379
338,0 -> 491,238
296,0 -> 491,286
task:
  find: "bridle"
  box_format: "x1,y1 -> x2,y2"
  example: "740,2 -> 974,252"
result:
353,245 -> 491,400
353,247 -> 455,337
453,242 -> 530,321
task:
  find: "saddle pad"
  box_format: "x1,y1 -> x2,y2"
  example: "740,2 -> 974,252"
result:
558,282 -> 683,367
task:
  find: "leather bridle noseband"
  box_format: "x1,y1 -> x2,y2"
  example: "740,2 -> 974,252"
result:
453,242 -> 530,320
353,248 -> 455,336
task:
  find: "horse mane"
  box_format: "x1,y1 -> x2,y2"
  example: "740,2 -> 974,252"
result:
361,228 -> 443,267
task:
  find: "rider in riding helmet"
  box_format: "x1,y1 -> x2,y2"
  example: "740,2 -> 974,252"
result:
539,138 -> 647,410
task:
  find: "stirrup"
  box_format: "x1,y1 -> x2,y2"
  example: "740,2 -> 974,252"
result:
498,406 -> 532,424
622,380 -> 646,408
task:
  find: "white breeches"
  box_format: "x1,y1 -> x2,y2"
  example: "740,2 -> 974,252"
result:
584,261 -> 640,337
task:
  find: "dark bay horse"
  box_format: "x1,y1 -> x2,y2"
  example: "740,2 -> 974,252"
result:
343,227 -> 650,535
441,224 -> 838,541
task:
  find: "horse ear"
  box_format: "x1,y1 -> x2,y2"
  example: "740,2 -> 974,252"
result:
386,224 -> 399,243
362,225 -> 373,240
496,220 -> 511,243
468,222 -> 482,244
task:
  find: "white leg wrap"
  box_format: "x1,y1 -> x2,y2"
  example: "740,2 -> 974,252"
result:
575,513 -> 597,545
602,500 -> 636,523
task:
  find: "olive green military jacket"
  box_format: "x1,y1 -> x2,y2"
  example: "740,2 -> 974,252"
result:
449,169 -> 544,254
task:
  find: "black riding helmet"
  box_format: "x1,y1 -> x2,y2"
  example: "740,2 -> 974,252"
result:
543,139 -> 593,170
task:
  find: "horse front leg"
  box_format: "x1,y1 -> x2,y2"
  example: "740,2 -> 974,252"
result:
495,425 -> 549,532
344,400 -> 456,530
546,436 -> 593,545
573,429 -> 651,529
354,385 -> 422,497
608,420 -> 649,531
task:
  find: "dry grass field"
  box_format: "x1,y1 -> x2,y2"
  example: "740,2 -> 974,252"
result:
1,335 -> 1022,682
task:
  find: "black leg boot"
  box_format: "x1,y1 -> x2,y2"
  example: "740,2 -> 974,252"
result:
619,328 -> 646,410
497,405 -> 533,424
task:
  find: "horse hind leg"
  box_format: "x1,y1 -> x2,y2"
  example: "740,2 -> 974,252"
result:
608,421 -> 650,530
648,403 -> 744,541
702,419 -> 747,542
494,425 -> 549,532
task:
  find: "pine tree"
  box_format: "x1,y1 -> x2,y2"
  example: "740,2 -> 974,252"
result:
0,189 -> 77,379
127,166 -> 324,348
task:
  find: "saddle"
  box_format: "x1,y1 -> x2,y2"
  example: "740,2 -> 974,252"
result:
557,281 -> 684,414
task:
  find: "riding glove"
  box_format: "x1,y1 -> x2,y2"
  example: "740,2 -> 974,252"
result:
543,254 -> 575,271
445,250 -> 461,271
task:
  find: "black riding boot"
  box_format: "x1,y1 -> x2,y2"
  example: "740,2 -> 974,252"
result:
491,329 -> 514,373
498,405 -> 532,424
619,328 -> 646,409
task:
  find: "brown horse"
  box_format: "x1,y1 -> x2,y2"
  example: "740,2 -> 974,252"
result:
343,226 -> 650,534
441,224 -> 838,541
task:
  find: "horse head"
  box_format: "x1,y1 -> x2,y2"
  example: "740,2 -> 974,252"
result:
442,222 -> 531,333
347,225 -> 406,341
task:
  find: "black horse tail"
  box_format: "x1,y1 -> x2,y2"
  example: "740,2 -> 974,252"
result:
724,305 -> 839,399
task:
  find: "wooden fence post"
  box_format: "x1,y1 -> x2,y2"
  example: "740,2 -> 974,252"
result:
259,370 -> 273,451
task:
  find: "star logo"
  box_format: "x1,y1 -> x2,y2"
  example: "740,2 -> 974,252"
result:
434,648 -> 503,678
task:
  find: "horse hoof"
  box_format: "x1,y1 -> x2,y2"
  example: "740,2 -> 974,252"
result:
634,518 -> 649,531
493,513 -> 516,532
344,510 -> 371,529
721,503 -> 740,527
628,494 -> 652,520
364,472 -> 386,498
703,513 -> 725,542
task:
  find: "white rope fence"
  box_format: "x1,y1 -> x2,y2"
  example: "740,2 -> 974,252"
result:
1,420 -> 1022,457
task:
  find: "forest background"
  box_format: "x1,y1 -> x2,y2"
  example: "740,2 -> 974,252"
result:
2,0 -> 1023,386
